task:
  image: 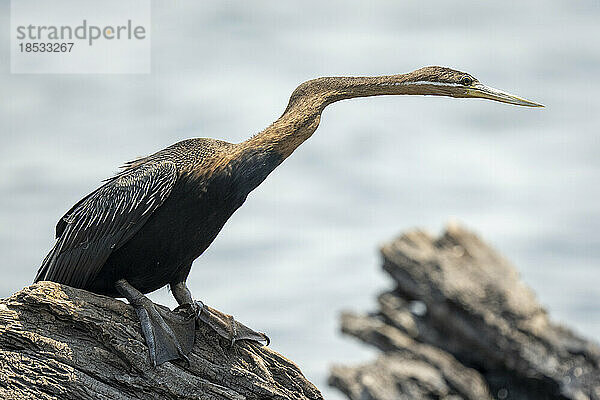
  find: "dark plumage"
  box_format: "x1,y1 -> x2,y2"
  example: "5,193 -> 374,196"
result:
35,139 -> 282,297
35,66 -> 542,366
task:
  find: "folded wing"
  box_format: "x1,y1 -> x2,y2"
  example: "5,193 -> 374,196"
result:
35,161 -> 178,289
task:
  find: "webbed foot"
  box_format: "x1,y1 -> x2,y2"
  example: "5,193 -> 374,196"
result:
116,279 -> 191,367
174,300 -> 270,347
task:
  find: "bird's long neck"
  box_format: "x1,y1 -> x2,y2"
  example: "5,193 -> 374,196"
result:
230,73 -> 457,194
241,73 -> 446,160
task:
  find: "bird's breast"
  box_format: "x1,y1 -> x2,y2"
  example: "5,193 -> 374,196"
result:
228,148 -> 284,195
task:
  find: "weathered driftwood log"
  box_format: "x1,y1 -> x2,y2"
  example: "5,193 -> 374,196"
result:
0,282 -> 322,400
329,223 -> 600,400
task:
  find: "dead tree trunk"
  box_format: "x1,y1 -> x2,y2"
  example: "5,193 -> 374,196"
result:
329,223 -> 600,400
0,282 -> 322,400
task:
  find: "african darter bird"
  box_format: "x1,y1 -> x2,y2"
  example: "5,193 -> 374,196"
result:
35,66 -> 543,366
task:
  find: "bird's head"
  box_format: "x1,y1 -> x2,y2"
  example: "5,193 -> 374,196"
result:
403,66 -> 543,107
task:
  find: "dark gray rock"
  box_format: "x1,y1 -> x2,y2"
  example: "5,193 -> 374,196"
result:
330,223 -> 600,400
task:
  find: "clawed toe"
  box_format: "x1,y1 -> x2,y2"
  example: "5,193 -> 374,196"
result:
173,300 -> 204,320
173,297 -> 269,348
169,282 -> 268,349
195,304 -> 270,347
261,332 -> 271,346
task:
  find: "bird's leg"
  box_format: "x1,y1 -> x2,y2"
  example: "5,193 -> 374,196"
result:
171,281 -> 270,347
171,280 -> 203,317
115,279 -> 190,367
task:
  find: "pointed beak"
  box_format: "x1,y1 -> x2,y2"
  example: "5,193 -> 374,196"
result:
467,83 -> 544,107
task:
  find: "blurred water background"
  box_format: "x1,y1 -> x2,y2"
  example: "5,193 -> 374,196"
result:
1,1 -> 599,398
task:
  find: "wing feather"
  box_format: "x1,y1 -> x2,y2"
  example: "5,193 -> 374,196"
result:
35,161 -> 178,289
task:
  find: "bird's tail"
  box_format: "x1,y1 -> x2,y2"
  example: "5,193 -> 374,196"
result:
34,240 -> 61,283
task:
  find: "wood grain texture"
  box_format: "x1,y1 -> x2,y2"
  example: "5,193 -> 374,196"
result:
0,282 -> 322,400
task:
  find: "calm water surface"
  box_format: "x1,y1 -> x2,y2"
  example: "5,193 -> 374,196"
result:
1,1 -> 599,398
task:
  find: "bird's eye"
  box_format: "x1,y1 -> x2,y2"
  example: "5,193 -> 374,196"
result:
460,76 -> 473,86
